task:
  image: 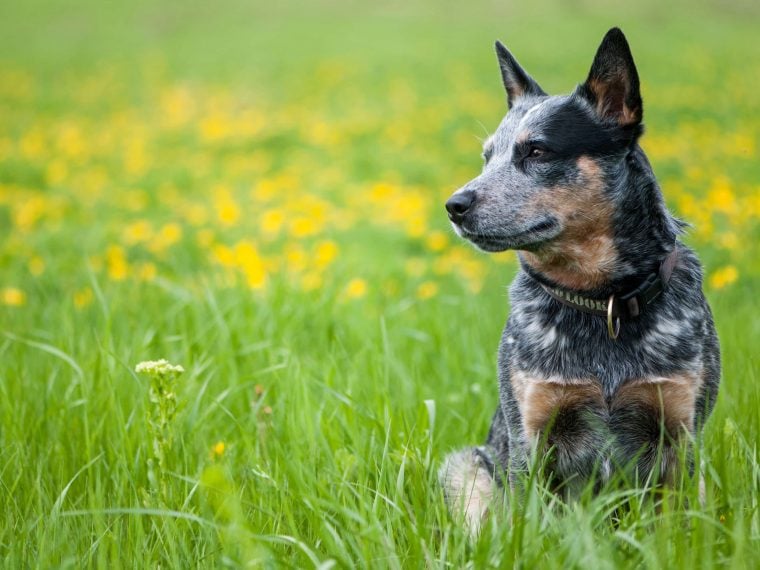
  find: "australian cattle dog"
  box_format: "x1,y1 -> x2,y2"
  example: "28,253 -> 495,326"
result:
439,28 -> 721,534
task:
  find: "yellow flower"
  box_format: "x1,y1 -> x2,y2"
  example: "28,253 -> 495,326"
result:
136,262 -> 157,282
706,177 -> 735,214
301,271 -> 323,292
314,240 -> 339,268
213,185 -> 240,226
425,230 -> 449,252
1,287 -> 26,306
74,287 -> 93,308
416,280 -> 439,300
260,209 -> 285,235
234,241 -> 267,289
344,278 -> 367,299
211,441 -> 226,459
290,216 -> 318,238
106,245 -> 128,281
709,265 -> 738,289
123,220 -> 153,245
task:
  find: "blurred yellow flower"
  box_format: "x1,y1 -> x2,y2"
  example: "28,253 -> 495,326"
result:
211,441 -> 226,459
106,245 -> 128,281
706,177 -> 736,214
314,240 -> 339,268
1,287 -> 26,306
290,217 -> 318,238
261,209 -> 285,235
709,265 -> 738,289
301,272 -> 323,292
344,278 -> 367,299
425,230 -> 449,252
136,262 -> 158,282
416,280 -> 439,300
123,220 -> 153,245
74,287 -> 93,308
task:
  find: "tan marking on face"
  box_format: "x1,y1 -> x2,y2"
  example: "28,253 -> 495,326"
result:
520,156 -> 618,290
511,369 -> 605,442
516,130 -> 531,144
611,372 -> 702,436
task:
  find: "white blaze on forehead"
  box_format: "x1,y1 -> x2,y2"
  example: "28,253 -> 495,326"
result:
515,96 -> 569,134
517,101 -> 545,131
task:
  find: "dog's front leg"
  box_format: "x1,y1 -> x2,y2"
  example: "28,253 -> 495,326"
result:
511,370 -> 609,499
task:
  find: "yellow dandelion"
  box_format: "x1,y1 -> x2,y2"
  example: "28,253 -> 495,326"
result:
314,240 -> 339,268
290,217 -> 318,238
1,287 -> 26,307
123,220 -> 153,245
158,222 -> 183,247
405,215 -> 427,238
74,287 -> 93,308
106,245 -> 128,281
200,115 -> 230,142
709,265 -> 738,290
217,201 -> 240,226
301,271 -> 323,292
344,278 -> 368,299
285,245 -> 307,273
136,262 -> 157,282
425,230 -> 449,252
212,244 -> 236,267
234,241 -> 267,289
416,280 -> 439,300
706,177 -> 735,214
213,185 -> 240,226
260,209 -> 285,235
211,441 -> 226,459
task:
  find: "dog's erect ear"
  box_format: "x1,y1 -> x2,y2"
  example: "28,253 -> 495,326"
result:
495,41 -> 546,108
578,27 -> 642,127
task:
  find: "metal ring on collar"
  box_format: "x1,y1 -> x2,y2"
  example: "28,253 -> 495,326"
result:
607,294 -> 621,340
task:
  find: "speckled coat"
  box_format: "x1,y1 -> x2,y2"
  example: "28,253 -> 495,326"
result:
439,28 -> 720,534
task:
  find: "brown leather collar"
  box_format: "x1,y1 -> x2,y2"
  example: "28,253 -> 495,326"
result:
537,246 -> 679,320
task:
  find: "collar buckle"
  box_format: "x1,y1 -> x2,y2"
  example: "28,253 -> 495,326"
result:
607,295 -> 621,340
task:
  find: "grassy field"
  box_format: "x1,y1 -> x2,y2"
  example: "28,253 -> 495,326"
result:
1,0 -> 759,567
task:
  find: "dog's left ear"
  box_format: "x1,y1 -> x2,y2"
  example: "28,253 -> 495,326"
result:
495,41 -> 546,108
578,27 -> 642,127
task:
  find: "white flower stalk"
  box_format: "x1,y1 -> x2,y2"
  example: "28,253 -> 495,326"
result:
135,358 -> 184,507
135,359 -> 185,376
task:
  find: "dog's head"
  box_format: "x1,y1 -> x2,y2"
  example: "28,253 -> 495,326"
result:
446,28 -> 644,285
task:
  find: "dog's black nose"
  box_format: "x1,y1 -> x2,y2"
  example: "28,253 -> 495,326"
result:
445,190 -> 475,222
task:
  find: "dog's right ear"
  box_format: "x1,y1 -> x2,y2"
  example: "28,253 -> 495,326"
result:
495,41 -> 546,108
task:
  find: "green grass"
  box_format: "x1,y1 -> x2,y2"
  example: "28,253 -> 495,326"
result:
1,0 -> 759,567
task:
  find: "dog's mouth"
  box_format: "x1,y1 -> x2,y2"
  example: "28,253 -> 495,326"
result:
454,218 -> 560,252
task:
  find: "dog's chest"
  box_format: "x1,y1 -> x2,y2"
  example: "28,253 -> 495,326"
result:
502,291 -> 703,397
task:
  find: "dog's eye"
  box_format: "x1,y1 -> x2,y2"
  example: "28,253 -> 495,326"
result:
527,147 -> 545,159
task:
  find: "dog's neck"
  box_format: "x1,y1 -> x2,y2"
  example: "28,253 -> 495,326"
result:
519,146 -> 680,297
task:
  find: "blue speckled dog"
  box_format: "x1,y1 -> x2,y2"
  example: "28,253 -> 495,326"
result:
439,28 -> 720,533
